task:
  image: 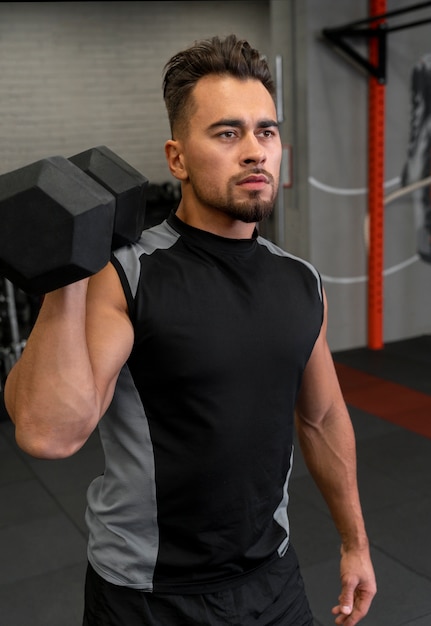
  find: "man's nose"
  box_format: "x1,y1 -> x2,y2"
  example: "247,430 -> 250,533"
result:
241,134 -> 266,166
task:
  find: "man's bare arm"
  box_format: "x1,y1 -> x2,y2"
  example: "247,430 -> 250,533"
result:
4,262 -> 133,459
295,290 -> 376,625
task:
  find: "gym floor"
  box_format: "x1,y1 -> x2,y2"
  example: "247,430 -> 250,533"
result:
0,335 -> 430,626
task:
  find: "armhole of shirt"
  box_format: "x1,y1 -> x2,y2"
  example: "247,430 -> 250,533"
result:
317,272 -> 324,328
111,252 -> 136,323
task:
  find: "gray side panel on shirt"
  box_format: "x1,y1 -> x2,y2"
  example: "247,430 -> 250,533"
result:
86,364 -> 159,590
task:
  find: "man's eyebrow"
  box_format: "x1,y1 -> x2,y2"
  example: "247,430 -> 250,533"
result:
207,118 -> 279,131
258,119 -> 279,129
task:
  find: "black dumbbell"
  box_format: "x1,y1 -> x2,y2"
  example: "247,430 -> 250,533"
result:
69,145 -> 147,249
0,146 -> 148,295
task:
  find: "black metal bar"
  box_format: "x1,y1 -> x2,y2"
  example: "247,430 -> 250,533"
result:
323,27 -> 386,39
323,30 -> 381,79
333,1 -> 431,30
321,2 -> 431,82
386,16 -> 431,32
322,25 -> 387,83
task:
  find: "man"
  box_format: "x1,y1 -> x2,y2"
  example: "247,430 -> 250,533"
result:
5,35 -> 376,625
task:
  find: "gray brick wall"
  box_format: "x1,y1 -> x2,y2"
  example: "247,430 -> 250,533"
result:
0,1 -> 269,183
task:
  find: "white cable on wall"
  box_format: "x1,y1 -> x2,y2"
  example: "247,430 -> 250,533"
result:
308,176 -> 400,195
321,254 -> 420,284
309,175 -> 429,283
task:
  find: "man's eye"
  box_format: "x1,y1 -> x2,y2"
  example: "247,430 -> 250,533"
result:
219,130 -> 236,138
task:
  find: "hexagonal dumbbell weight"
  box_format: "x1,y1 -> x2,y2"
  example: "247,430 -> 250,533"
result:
0,147 -> 148,295
69,145 -> 148,249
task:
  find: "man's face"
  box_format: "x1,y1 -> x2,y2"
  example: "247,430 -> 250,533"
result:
175,74 -> 282,225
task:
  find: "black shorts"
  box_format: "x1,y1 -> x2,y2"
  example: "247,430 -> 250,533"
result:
83,545 -> 313,625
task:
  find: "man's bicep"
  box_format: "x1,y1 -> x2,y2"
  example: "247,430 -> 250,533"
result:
295,293 -> 344,425
86,262 -> 135,415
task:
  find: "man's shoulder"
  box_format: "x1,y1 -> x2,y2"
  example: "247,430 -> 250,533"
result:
257,236 -> 321,280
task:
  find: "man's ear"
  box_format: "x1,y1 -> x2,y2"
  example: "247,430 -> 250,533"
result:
165,140 -> 188,180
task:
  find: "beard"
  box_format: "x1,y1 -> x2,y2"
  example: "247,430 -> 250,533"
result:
189,169 -> 278,224
221,192 -> 275,223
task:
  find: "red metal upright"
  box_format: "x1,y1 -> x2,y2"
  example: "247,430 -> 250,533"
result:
367,0 -> 386,349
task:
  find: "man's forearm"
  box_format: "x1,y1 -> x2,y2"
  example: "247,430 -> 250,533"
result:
5,280 -> 99,458
295,407 -> 369,550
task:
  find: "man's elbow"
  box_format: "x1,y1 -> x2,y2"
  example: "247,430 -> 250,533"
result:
14,419 -> 90,459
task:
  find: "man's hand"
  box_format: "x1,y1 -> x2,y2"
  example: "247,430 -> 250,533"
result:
331,545 -> 377,625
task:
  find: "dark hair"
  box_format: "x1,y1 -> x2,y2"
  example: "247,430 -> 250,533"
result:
162,34 -> 275,136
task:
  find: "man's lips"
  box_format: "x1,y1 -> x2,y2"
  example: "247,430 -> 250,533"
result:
237,174 -> 269,186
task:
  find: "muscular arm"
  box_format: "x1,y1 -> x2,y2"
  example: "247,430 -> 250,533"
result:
4,262 -> 134,459
295,290 -> 376,625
